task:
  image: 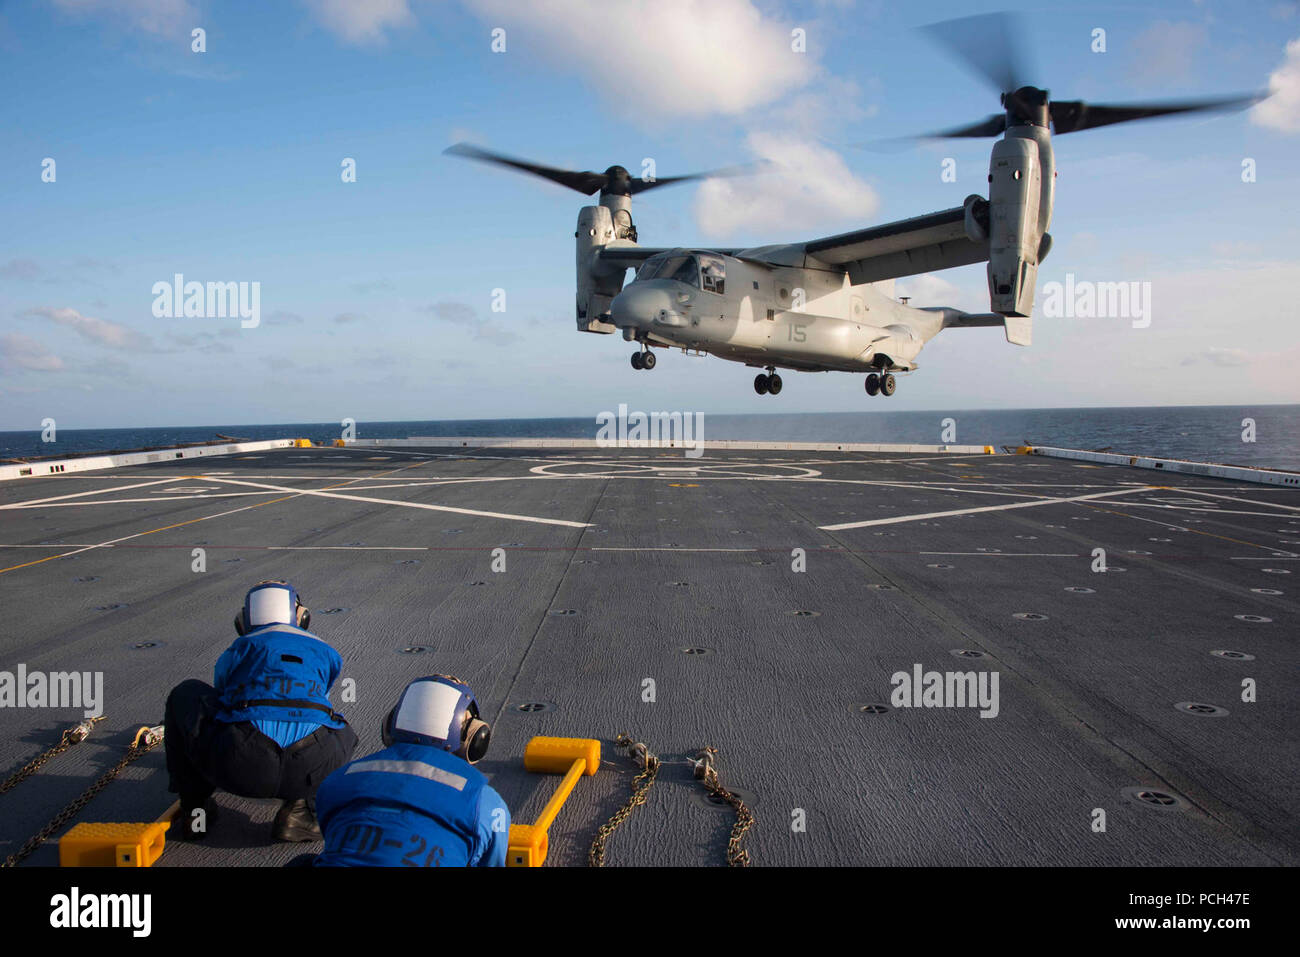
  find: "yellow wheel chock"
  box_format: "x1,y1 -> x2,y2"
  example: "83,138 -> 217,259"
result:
57,726 -> 171,868
507,736 -> 600,867
59,821 -> 170,868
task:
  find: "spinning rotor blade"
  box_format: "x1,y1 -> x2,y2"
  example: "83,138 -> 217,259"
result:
1048,93 -> 1265,134
913,9 -> 1263,141
920,11 -> 1032,95
444,142 -> 608,194
919,113 -> 1009,139
445,142 -> 757,197
627,166 -> 754,194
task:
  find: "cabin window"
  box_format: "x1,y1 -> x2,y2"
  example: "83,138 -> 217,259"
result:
699,255 -> 725,295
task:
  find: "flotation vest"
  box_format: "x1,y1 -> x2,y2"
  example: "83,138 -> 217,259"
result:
214,623 -> 345,729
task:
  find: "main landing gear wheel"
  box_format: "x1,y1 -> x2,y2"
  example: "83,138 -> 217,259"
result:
641,350 -> 656,370
767,373 -> 782,395
631,351 -> 644,370
864,373 -> 880,396
754,373 -> 769,395
880,373 -> 896,396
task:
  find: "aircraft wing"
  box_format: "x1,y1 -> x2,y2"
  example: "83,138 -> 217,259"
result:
597,246 -> 743,268
597,247 -> 673,267
798,199 -> 989,284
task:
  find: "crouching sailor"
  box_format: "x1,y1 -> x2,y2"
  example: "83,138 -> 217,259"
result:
163,580 -> 358,842
311,675 -> 510,866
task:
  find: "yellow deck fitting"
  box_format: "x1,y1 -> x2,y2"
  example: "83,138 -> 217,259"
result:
293,438 -> 313,448
507,736 -> 600,868
59,821 -> 170,868
333,438 -> 347,447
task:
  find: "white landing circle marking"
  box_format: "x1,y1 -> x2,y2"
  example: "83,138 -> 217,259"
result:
528,460 -> 822,480
151,486 -> 218,493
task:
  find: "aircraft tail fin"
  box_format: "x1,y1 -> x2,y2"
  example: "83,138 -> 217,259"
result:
1004,314 -> 1031,346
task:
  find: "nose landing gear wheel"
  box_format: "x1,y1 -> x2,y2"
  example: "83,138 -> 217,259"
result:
880,373 -> 896,396
641,350 -> 656,370
865,373 -> 880,396
631,351 -> 644,370
754,373 -> 770,395
767,373 -> 783,395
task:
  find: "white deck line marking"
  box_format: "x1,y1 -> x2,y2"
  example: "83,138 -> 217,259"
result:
0,544 -> 103,548
1229,556 -> 1299,561
591,547 -> 758,552
1168,488 -> 1300,513
1082,502 -> 1294,519
3,496 -> 307,567
918,552 -> 1081,557
7,491 -> 281,508
201,477 -> 591,528
265,545 -> 429,551
796,476 -> 1141,501
818,487 -> 1153,530
0,478 -> 180,508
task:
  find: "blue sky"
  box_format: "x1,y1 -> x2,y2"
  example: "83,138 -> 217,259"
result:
2,0 -> 1299,430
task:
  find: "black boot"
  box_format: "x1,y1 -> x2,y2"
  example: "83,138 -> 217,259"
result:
272,799 -> 321,842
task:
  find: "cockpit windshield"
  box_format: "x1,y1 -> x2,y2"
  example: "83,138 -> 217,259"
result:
633,253 -> 727,292
635,254 -> 700,288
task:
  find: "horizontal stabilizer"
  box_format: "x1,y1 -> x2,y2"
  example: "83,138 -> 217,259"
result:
933,308 -> 1030,345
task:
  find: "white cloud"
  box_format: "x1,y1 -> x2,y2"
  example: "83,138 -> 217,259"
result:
0,334 -> 65,372
693,132 -> 878,238
420,301 -> 516,345
1252,37 -> 1300,133
894,272 -> 988,314
461,0 -> 813,117
24,306 -> 151,350
302,0 -> 413,45
51,0 -> 196,37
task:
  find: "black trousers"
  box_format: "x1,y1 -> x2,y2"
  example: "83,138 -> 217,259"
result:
164,678 -> 358,806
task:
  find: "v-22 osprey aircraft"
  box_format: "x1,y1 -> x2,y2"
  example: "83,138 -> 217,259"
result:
446,14 -> 1259,398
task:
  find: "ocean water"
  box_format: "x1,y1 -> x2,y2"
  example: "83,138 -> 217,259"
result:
1,405 -> 1297,471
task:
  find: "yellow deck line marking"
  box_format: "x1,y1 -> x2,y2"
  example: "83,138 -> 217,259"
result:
0,494 -> 301,575
0,461 -> 423,576
1078,501 -> 1297,554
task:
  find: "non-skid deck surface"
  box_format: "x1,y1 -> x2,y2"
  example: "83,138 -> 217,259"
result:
1,446 -> 1296,866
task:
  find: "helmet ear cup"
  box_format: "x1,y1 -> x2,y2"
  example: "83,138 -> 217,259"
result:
234,613 -> 247,637
381,707 -> 397,748
296,602 -> 311,631
460,719 -> 491,764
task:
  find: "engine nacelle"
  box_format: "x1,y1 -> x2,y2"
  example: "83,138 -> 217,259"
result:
575,205 -> 623,334
986,132 -> 1046,318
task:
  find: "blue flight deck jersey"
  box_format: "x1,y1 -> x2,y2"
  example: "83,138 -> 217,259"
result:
213,623 -> 345,746
313,742 -> 510,867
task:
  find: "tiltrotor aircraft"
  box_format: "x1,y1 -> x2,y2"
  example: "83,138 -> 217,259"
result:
446,14 -> 1258,398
